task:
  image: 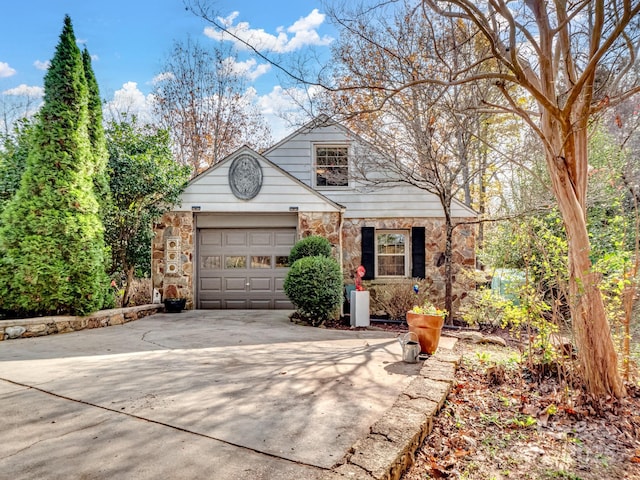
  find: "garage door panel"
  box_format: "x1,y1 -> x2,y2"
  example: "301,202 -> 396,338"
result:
201,277 -> 222,291
249,232 -> 272,246
200,299 -> 222,309
224,232 -> 247,246
275,299 -> 293,309
225,277 -> 248,291
274,277 -> 286,293
201,231 -> 223,246
249,299 -> 272,309
249,277 -> 272,291
275,232 -> 296,246
224,299 -> 249,309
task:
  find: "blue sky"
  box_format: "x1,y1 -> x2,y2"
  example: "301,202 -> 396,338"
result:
0,0 -> 334,139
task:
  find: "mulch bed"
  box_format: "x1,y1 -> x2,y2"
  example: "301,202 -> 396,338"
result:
401,339 -> 640,480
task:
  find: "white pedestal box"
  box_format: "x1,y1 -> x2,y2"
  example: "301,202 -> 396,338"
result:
350,290 -> 370,327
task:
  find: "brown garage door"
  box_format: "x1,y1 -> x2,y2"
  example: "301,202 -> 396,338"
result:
197,228 -> 296,309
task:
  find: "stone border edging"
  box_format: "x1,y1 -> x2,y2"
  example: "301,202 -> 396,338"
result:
0,304 -> 165,341
322,350 -> 461,480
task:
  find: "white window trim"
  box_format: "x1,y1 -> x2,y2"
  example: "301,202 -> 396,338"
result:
313,144 -> 350,189
375,230 -> 410,278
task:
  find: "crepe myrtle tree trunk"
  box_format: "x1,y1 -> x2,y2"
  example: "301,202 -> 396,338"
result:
545,116 -> 625,398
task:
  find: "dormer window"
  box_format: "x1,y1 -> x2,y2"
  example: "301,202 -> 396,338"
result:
315,145 -> 348,187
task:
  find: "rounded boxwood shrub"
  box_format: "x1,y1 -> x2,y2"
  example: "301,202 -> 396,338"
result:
288,235 -> 332,264
284,255 -> 342,325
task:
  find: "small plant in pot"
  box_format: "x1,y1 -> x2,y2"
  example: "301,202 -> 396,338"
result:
406,300 -> 446,354
409,301 -> 446,316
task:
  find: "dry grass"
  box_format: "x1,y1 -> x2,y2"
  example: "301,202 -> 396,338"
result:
113,277 -> 152,307
369,279 -> 431,320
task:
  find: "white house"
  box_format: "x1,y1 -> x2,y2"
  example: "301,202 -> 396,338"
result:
152,116 -> 477,309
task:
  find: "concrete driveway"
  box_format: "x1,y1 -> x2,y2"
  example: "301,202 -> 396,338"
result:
0,310 -> 422,479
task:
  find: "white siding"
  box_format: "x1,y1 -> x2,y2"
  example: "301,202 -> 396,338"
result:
265,123 -> 351,186
174,118 -> 477,220
322,184 -> 475,218
175,153 -> 340,214
264,121 -> 475,219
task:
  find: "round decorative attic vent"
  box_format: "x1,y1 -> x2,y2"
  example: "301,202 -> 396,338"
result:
228,154 -> 263,200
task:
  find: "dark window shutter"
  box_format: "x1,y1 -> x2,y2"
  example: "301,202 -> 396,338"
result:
411,227 -> 426,279
361,227 -> 375,280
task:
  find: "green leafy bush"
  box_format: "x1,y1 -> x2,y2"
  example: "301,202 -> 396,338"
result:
284,255 -> 342,325
288,235 -> 332,264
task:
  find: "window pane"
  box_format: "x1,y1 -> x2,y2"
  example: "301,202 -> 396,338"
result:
377,233 -> 405,253
251,256 -> 272,268
225,256 -> 246,269
201,255 -> 221,269
378,256 -> 405,276
275,256 -> 289,268
316,146 -> 348,187
377,232 -> 407,277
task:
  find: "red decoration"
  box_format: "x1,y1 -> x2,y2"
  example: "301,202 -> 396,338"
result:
355,265 -> 366,291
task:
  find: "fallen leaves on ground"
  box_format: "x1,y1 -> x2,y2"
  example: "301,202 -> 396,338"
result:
402,340 -> 640,480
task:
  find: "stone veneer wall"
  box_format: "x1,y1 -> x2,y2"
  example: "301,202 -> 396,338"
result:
151,210 -> 475,311
297,211 -> 342,246
152,211 -> 195,309
0,304 -> 164,341
341,217 -> 476,309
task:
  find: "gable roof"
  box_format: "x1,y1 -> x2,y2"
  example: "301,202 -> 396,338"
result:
262,114 -> 356,156
264,115 -> 477,218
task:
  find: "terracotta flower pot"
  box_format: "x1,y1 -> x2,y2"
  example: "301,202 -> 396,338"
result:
406,311 -> 445,354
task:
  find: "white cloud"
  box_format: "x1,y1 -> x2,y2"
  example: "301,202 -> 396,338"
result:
0,61 -> 17,78
91,54 -> 99,61
222,57 -> 271,81
34,60 -> 50,71
204,9 -> 333,53
256,85 -> 320,140
104,81 -> 155,123
151,71 -> 176,84
2,84 -> 44,97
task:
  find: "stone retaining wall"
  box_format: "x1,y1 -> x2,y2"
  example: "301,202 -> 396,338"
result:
0,304 -> 164,341
323,350 -> 461,480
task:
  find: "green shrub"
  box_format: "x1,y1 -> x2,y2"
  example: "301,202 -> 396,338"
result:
288,235 -> 332,264
284,255 -> 342,325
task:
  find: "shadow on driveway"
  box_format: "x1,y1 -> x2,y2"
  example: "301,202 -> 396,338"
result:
0,310 -> 420,480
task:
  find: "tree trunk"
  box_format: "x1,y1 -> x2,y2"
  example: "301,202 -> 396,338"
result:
444,211 -> 454,324
564,218 -> 625,397
546,125 -> 625,397
121,266 -> 135,308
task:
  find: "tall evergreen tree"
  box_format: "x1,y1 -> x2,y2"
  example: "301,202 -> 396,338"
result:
0,15 -> 109,315
82,46 -> 112,282
0,118 -> 33,214
82,47 -> 110,212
